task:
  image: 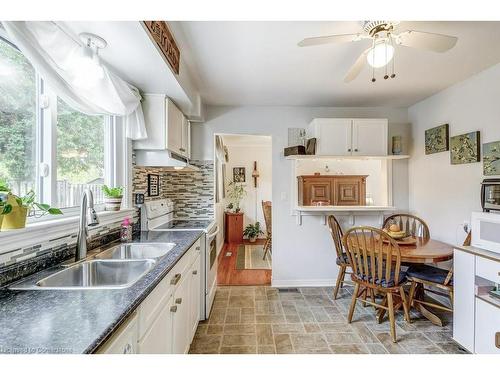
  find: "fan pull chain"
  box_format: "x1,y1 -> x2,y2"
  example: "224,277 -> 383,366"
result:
390,35 -> 396,79
371,39 -> 376,82
384,39 -> 389,80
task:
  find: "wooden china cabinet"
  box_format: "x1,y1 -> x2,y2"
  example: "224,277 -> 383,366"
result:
298,175 -> 367,206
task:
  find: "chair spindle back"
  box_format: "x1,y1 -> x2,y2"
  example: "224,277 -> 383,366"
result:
383,214 -> 430,240
327,215 -> 345,259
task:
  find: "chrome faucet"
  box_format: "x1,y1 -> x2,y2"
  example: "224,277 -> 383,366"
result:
76,189 -> 100,262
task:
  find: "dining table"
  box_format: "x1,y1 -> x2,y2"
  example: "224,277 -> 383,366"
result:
371,235 -> 454,326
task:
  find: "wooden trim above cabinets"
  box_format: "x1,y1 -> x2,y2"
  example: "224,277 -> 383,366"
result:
143,21 -> 180,74
297,175 -> 367,206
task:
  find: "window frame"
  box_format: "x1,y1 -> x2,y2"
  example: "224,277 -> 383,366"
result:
0,32 -> 130,223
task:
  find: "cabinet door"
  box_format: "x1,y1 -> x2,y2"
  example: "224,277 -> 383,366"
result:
172,270 -> 191,354
453,249 -> 475,353
188,254 -> 201,342
304,179 -> 332,205
137,296 -> 174,354
333,177 -> 366,206
475,297 -> 500,354
167,99 -> 183,155
351,119 -> 388,156
180,116 -> 190,158
97,312 -> 138,354
312,119 -> 352,156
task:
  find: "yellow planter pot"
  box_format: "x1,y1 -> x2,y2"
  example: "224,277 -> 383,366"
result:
0,215 -> 3,230
1,206 -> 28,230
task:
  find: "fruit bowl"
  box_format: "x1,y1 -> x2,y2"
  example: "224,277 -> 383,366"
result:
383,229 -> 407,239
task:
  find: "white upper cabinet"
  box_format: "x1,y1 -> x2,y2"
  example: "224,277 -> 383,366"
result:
307,118 -> 388,156
134,94 -> 190,159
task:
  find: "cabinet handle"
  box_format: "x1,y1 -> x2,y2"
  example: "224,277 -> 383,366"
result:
348,148 -> 351,152
175,298 -> 183,304
179,148 -> 186,152
170,305 -> 178,313
170,273 -> 181,285
123,343 -> 132,354
354,148 -> 358,152
192,270 -> 198,275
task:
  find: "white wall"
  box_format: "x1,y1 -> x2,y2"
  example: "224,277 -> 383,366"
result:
408,62 -> 500,246
192,106 -> 409,286
222,137 -> 272,235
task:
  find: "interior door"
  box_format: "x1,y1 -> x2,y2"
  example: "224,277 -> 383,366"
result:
315,119 -> 352,155
351,119 -> 388,156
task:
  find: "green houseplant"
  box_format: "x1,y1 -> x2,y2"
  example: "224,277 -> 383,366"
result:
102,185 -> 124,211
226,181 -> 246,213
243,222 -> 264,243
0,180 -> 62,230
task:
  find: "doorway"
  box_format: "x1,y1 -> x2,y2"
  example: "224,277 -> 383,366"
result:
213,134 -> 272,285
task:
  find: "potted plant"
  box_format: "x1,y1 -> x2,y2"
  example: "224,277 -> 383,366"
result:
243,222 -> 264,243
0,182 -> 63,230
102,185 -> 124,211
0,192 -> 12,230
226,181 -> 246,213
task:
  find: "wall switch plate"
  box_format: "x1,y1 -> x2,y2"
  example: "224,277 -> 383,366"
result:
135,193 -> 145,205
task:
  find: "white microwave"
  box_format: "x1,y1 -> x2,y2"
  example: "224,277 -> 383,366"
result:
471,211 -> 500,254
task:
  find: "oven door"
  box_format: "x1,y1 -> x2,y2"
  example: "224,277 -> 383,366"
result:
205,226 -> 219,317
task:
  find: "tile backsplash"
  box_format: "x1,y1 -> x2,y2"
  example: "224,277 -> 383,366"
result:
133,159 -> 214,219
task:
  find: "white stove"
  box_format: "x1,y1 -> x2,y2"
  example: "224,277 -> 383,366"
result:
141,199 -> 218,320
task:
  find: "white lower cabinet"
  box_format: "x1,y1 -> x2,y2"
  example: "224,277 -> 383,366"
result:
138,295 -> 174,353
475,297 -> 500,354
96,312 -> 138,354
97,239 -> 202,354
453,249 -> 475,352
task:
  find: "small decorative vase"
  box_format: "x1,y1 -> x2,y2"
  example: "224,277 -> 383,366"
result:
249,236 -> 256,243
104,196 -> 123,211
1,206 -> 28,230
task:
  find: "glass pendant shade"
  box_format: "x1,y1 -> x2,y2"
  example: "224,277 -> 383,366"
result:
367,41 -> 395,68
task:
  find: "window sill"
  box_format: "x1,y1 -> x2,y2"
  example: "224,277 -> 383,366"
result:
0,209 -> 136,254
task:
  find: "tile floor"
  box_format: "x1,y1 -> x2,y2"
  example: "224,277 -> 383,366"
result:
189,285 -> 468,354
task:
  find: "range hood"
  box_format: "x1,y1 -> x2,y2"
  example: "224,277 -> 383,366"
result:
134,150 -> 200,171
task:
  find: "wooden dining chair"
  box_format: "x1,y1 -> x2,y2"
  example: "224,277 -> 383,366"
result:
261,201 -> 272,260
406,232 -> 470,325
327,215 -> 352,300
343,226 -> 410,343
383,213 -> 430,240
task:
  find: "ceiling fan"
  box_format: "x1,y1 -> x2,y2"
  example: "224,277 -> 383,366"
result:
298,21 -> 458,83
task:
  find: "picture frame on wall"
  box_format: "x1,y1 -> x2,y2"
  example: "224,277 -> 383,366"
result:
425,124 -> 449,155
147,173 -> 160,196
483,141 -> 500,176
450,131 -> 481,165
233,167 -> 246,182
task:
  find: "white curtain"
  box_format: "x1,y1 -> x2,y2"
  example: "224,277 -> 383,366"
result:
1,21 -> 147,140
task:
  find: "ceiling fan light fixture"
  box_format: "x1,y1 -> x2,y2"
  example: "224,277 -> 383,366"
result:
366,41 -> 394,68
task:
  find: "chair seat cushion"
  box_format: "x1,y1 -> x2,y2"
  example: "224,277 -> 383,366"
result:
357,270 -> 407,288
336,253 -> 349,265
407,264 -> 452,285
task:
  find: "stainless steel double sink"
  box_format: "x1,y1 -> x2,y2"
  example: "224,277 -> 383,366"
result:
10,243 -> 176,290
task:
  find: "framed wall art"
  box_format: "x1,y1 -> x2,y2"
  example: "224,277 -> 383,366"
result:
450,131 -> 481,165
425,124 -> 449,155
483,141 -> 500,176
233,167 -> 246,182
147,173 -> 160,196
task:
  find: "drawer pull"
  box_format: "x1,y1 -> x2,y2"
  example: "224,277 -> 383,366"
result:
192,270 -> 198,275
170,273 -> 181,285
347,148 -> 351,152
496,332 -> 500,349
354,148 -> 359,152
170,305 -> 178,313
175,298 -> 183,304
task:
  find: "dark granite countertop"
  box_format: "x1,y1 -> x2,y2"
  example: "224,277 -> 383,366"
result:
0,230 -> 203,354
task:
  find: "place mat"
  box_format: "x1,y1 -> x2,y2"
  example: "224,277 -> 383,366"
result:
235,244 -> 272,270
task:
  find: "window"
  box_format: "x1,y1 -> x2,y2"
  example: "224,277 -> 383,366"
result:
0,35 -> 117,215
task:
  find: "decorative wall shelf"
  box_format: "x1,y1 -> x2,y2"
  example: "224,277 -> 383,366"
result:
285,154 -> 409,161
293,205 -> 397,226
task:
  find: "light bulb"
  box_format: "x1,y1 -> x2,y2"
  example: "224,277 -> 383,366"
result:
367,41 -> 394,68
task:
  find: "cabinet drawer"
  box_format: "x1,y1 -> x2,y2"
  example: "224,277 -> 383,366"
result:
475,297 -> 500,353
96,312 -> 138,354
476,256 -> 500,283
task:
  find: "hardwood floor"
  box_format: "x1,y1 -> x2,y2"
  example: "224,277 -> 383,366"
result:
217,239 -> 272,286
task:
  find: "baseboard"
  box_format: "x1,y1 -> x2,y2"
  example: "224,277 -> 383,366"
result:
271,279 -> 337,288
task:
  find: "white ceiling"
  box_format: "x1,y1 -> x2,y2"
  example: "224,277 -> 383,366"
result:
173,21 -> 500,107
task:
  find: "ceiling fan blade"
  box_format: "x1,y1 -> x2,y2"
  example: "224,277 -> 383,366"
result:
396,30 -> 458,52
298,33 -> 361,47
344,48 -> 370,83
